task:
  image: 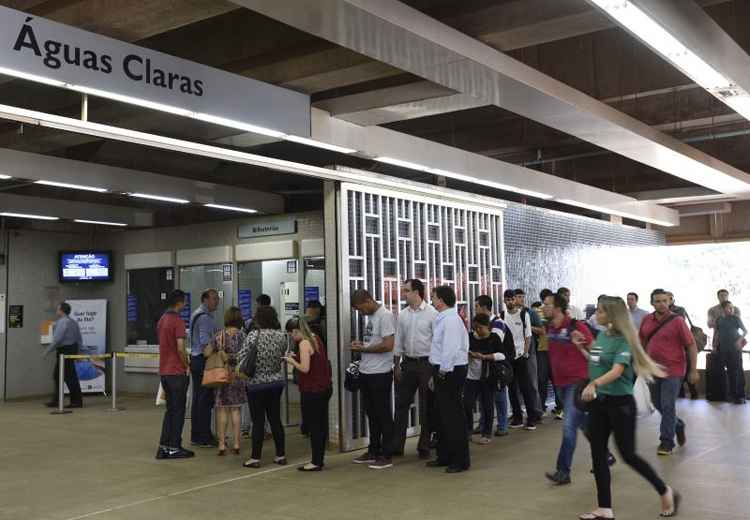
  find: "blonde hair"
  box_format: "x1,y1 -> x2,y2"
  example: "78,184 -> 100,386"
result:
599,296 -> 665,381
285,316 -> 319,351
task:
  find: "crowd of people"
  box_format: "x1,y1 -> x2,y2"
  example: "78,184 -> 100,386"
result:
147,281 -> 747,519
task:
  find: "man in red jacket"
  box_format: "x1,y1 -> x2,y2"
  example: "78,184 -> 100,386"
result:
543,293 -> 594,485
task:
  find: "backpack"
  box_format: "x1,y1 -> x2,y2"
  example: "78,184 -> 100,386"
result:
188,311 -> 207,352
500,309 -> 528,336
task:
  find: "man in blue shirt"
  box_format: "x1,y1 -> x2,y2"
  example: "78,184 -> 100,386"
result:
44,302 -> 84,409
426,285 -> 470,473
190,289 -> 220,447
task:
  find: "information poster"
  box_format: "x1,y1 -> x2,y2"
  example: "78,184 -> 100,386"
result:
238,289 -> 252,321
127,294 -> 138,322
8,305 -> 23,328
304,287 -> 320,306
179,293 -> 192,326
67,299 -> 107,394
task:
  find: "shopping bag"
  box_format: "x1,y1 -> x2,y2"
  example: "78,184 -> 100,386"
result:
155,382 -> 166,406
634,377 -> 655,418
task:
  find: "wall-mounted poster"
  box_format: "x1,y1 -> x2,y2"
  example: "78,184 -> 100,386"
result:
67,299 -> 108,394
8,305 -> 23,328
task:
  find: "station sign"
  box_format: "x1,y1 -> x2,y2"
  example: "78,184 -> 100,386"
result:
0,6 -> 311,137
238,218 -> 297,239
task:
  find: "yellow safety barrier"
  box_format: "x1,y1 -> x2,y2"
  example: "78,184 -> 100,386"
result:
62,354 -> 112,360
114,352 -> 159,359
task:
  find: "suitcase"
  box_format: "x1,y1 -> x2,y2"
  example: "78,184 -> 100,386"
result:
706,351 -> 728,402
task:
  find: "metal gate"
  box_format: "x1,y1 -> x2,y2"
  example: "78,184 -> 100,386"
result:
337,183 -> 505,451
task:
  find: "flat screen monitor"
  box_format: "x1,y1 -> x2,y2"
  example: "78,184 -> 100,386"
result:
59,251 -> 113,282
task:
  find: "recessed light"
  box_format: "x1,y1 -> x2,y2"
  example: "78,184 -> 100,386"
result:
73,219 -> 127,227
204,203 -> 258,214
128,193 -> 190,204
0,212 -> 59,221
35,180 -> 108,193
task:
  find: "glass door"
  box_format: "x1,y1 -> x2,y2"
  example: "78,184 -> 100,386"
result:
178,264 -> 231,327
127,267 -> 175,345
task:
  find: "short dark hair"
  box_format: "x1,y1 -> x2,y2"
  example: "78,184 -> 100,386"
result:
553,293 -> 569,313
351,289 -> 374,306
718,289 -> 729,297
201,289 -> 217,303
472,314 -> 490,327
256,294 -> 272,307
432,285 -> 456,307
651,288 -> 668,302
167,290 -> 186,308
404,279 -> 425,300
627,292 -> 639,301
306,299 -> 322,310
58,302 -> 72,315
503,289 -> 515,300
558,287 -> 571,296
224,306 -> 244,329
540,289 -> 553,301
513,289 -> 525,296
254,305 -> 279,329
721,300 -> 733,309
475,295 -> 493,311
531,301 -> 542,309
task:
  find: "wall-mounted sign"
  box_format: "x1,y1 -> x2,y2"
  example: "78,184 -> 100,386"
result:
127,294 -> 138,322
179,293 -> 191,325
222,264 -> 233,282
0,6 -> 310,137
8,304 -> 23,328
238,219 -> 296,239
287,260 -> 297,274
304,287 -> 320,306
238,289 -> 252,321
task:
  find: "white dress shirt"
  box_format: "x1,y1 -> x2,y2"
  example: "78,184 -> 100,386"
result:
429,307 -> 469,373
394,301 -> 438,358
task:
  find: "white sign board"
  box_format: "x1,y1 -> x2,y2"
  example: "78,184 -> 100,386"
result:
67,299 -> 107,394
238,219 -> 297,239
0,6 -> 311,137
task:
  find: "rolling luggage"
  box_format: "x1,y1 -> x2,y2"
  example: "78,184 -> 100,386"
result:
705,351 -> 728,402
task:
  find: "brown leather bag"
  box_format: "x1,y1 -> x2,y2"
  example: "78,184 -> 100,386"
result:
201,331 -> 231,388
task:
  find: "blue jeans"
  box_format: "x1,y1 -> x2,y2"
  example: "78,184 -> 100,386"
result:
648,376 -> 685,449
556,384 -> 587,474
494,386 -> 509,432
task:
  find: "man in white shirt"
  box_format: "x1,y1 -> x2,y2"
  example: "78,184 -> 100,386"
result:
392,279 -> 438,459
426,285 -> 470,473
502,289 -> 541,430
559,287 -> 585,320
627,292 -> 649,330
351,289 -> 396,470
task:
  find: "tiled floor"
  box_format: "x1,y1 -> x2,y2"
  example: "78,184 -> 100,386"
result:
1,395 -> 748,520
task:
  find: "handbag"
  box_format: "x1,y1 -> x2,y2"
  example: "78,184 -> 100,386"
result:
634,376 -> 655,418
573,379 -> 595,412
490,360 -> 513,390
239,329 -> 261,379
685,314 -> 707,351
344,360 -> 361,392
202,332 -> 231,388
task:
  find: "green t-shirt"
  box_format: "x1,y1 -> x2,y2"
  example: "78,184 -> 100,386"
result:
588,333 -> 634,396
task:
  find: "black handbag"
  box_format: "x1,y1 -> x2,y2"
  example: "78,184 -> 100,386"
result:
490,360 -> 513,389
344,360 -> 361,392
239,330 -> 261,379
573,379 -> 597,412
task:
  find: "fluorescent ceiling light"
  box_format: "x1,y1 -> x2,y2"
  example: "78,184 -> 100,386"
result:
374,156 -> 431,171
557,198 -> 675,227
0,66 -> 66,87
0,211 -> 59,221
128,192 -> 190,204
589,0 -> 750,138
285,135 -> 357,154
204,203 -> 258,214
34,180 -> 108,193
74,219 -> 127,227
0,174 -> 11,180
0,102 -> 673,226
68,85 -> 193,117
192,113 -> 286,139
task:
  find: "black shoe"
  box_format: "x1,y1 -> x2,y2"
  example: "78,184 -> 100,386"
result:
446,465 -> 469,474
657,443 -> 673,456
524,421 -> 537,431
734,398 -> 746,405
418,450 -> 431,460
64,403 -> 83,409
545,470 -> 571,485
160,448 -> 194,459
425,460 -> 448,468
179,447 -> 195,457
509,418 -> 524,429
155,447 -> 168,460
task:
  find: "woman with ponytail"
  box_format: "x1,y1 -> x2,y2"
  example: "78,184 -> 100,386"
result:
578,296 -> 680,519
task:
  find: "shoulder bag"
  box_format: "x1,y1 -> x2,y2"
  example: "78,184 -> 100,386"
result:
202,331 -> 231,388
239,329 -> 261,379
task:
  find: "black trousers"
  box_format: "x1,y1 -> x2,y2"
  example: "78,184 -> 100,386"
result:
509,355 -> 540,423
464,378 -> 495,436
360,371 -> 394,458
190,354 -> 215,443
435,364 -> 470,470
248,386 -> 286,459
589,395 -> 667,509
160,375 -> 190,449
52,344 -> 83,405
721,346 -> 745,401
301,387 -> 332,467
536,350 -> 562,410
393,357 -> 433,455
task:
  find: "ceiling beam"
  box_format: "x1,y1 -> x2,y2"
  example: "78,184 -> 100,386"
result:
0,147 -> 285,214
236,0 -> 750,195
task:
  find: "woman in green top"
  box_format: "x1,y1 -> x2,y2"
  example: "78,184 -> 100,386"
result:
579,296 -> 681,520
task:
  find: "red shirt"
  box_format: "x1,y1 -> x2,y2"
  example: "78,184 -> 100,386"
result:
158,311 -> 187,376
639,312 -> 693,378
546,317 -> 594,386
